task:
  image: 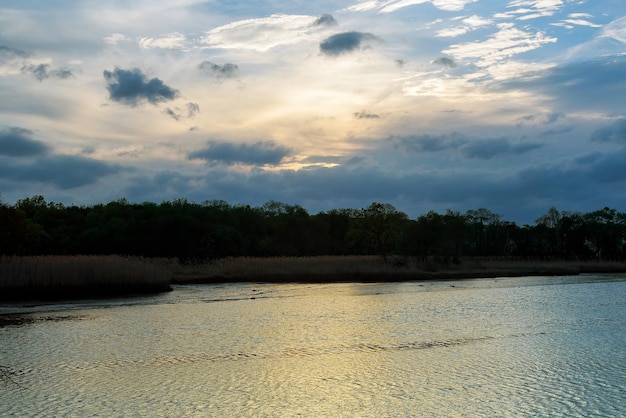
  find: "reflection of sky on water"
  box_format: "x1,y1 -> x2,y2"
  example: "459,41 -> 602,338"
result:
3,276 -> 624,415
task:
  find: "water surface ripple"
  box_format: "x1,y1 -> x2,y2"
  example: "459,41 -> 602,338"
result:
1,275 -> 625,417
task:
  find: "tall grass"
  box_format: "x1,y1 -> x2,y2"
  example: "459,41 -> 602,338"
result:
0,255 -> 173,300
172,255 -> 626,283
2,255 -> 625,299
173,256 -> 403,281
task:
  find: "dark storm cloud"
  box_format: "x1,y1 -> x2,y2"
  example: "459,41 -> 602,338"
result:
461,138 -> 543,160
21,63 -> 74,81
585,148 -> 626,183
432,57 -> 456,68
301,155 -> 344,164
188,140 -> 291,166
319,32 -> 379,56
198,61 -> 239,79
103,67 -> 179,106
392,134 -> 542,159
539,125 -> 573,137
353,111 -> 380,119
115,149 -> 626,225
390,133 -> 467,153
0,155 -> 124,189
314,14 -> 338,27
591,119 -> 626,143
0,127 -> 50,157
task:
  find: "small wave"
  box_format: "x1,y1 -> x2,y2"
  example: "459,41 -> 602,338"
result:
44,332 -> 542,375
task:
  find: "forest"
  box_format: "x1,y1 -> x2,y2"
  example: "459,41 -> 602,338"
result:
1,195 -> 625,263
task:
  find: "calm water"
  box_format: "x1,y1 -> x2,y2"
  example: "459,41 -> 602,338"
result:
1,275 -> 625,417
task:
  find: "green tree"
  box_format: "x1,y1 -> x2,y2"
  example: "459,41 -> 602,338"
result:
349,202 -> 408,260
534,207 -> 562,257
584,207 -> 626,260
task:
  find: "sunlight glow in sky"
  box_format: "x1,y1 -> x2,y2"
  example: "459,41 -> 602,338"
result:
1,0 -> 626,223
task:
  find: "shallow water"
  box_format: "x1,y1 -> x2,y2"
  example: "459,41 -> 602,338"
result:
1,275 -> 625,417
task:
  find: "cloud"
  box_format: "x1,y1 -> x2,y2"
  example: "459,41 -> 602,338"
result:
545,112 -> 564,124
347,0 -> 478,13
314,14 -> 338,27
21,63 -> 74,81
443,23 -> 557,67
496,0 -> 563,20
0,45 -> 29,61
391,134 -> 543,159
584,148 -> 626,183
591,119 -> 626,143
163,102 -> 200,121
353,111 -> 380,119
0,126 -> 50,157
500,56 -> 626,112
187,102 -> 200,117
0,155 -> 124,189
189,140 -> 292,166
103,33 -> 131,45
461,138 -> 543,160
539,126 -> 573,137
603,16 -> 626,43
391,133 -> 467,153
559,19 -> 601,28
201,14 -> 324,51
319,31 -> 380,56
139,32 -> 187,50
103,67 -> 180,106
164,108 -> 181,121
198,61 -> 239,79
111,154 -> 625,225
432,57 -> 456,68
435,14 -> 493,37
164,102 -> 200,120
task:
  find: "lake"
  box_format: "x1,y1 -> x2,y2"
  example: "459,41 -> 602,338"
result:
1,275 -> 625,417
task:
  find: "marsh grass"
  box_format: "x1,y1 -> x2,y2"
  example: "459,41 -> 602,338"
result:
0,255 -> 173,300
172,256 -> 626,283
2,255 -> 625,300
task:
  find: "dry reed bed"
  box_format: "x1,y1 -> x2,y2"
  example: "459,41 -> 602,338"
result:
2,255 -> 625,300
172,256 -> 626,283
0,255 -> 172,300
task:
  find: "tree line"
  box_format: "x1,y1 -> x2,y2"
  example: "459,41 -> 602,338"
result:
1,195 -> 625,262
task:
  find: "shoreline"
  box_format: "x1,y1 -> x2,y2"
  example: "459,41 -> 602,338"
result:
2,256 -> 626,302
171,257 -> 626,284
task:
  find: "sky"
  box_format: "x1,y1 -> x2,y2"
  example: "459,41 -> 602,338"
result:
1,0 -> 626,224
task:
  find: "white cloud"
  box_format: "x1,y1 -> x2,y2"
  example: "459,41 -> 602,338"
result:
103,33 -> 131,45
560,19 -> 601,28
443,23 -> 557,67
380,1 -> 432,13
346,1 -> 380,12
200,14 -> 324,51
502,0 -> 564,20
558,16 -> 626,60
437,26 -> 473,37
347,0 -> 477,13
139,32 -> 188,50
436,15 -> 493,37
568,13 -> 593,19
603,16 -> 626,43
